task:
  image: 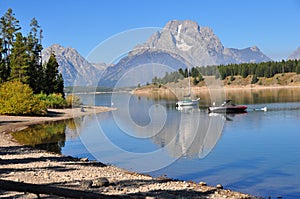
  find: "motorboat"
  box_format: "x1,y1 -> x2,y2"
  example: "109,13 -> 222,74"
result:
208,100 -> 247,113
176,98 -> 200,107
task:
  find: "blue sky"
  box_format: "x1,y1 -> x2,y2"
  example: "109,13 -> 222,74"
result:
1,0 -> 300,61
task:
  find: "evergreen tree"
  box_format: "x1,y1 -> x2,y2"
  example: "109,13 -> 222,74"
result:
184,68 -> 188,78
43,52 -> 64,96
178,68 -> 184,77
54,73 -> 64,98
27,18 -> 43,93
9,32 -> 30,83
296,62 -> 300,75
0,8 -> 21,81
0,38 -> 5,83
251,74 -> 259,84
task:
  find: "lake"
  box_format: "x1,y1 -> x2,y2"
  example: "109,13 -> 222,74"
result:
13,87 -> 300,198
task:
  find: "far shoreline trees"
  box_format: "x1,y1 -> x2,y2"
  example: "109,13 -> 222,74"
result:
153,59 -> 300,85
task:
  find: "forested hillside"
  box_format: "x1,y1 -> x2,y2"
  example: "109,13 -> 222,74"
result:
153,59 -> 300,86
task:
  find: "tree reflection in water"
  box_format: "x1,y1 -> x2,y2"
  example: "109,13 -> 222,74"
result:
11,119 -> 81,154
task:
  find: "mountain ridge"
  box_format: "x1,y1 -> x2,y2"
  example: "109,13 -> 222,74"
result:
42,44 -> 103,86
43,20 -> 274,87
100,20 -> 271,86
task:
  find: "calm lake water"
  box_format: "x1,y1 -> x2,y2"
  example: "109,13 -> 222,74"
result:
13,88 -> 300,198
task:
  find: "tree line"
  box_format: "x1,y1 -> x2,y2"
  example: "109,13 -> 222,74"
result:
217,59 -> 300,81
152,67 -> 204,85
0,8 -> 63,95
0,8 -> 67,115
152,59 -> 300,85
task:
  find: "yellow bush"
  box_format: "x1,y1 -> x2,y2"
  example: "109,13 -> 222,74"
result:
65,94 -> 82,108
0,81 -> 47,115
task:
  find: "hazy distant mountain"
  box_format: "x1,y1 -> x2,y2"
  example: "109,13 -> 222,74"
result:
100,20 -> 271,86
223,46 -> 271,63
42,44 -> 103,86
288,46 -> 300,60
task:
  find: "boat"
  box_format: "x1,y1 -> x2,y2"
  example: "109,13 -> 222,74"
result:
176,66 -> 200,107
254,107 -> 267,112
176,98 -> 200,107
208,100 -> 247,113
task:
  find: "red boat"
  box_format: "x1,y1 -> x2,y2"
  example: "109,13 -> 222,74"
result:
208,100 -> 247,113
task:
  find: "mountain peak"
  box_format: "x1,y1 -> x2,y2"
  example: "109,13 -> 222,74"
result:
47,20 -> 272,87
250,46 -> 260,52
42,44 -> 102,86
165,20 -> 200,32
100,19 -> 271,86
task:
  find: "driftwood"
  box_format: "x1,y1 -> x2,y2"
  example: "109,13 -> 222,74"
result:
0,179 -> 126,199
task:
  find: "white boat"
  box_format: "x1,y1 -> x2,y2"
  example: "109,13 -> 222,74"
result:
176,66 -> 200,107
176,98 -> 200,107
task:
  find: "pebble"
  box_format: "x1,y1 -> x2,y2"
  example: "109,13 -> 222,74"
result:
80,157 -> 89,162
80,180 -> 93,189
216,184 -> 224,189
199,181 -> 207,186
93,177 -> 110,187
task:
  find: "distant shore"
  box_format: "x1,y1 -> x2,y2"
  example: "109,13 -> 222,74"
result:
0,106 -> 257,198
133,83 -> 300,99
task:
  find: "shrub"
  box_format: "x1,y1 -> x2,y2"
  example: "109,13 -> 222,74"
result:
65,94 -> 82,108
0,81 -> 47,115
36,93 -> 67,108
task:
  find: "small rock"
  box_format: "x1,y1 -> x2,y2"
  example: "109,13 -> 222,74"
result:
81,180 -> 93,189
199,181 -> 207,186
93,177 -> 109,187
80,157 -> 89,162
145,197 -> 156,199
216,184 -> 223,189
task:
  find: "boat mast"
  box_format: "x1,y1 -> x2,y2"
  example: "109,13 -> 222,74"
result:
187,66 -> 191,98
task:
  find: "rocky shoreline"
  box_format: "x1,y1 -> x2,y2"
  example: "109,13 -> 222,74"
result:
0,108 -> 258,198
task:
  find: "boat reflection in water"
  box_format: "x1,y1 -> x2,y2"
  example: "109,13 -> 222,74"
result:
208,112 -> 247,122
151,104 -> 226,159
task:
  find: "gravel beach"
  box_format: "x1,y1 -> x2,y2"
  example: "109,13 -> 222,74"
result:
0,107 -> 258,198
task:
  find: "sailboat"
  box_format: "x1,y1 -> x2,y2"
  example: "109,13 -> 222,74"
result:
176,98 -> 200,107
176,67 -> 200,107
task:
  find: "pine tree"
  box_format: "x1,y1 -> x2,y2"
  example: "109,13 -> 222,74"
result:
178,68 -> 184,77
9,32 -> 30,83
27,18 -> 43,93
54,73 -> 64,98
0,8 -> 21,81
44,52 -> 59,94
0,38 -> 5,83
296,62 -> 300,75
43,52 -> 64,96
251,74 -> 259,84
